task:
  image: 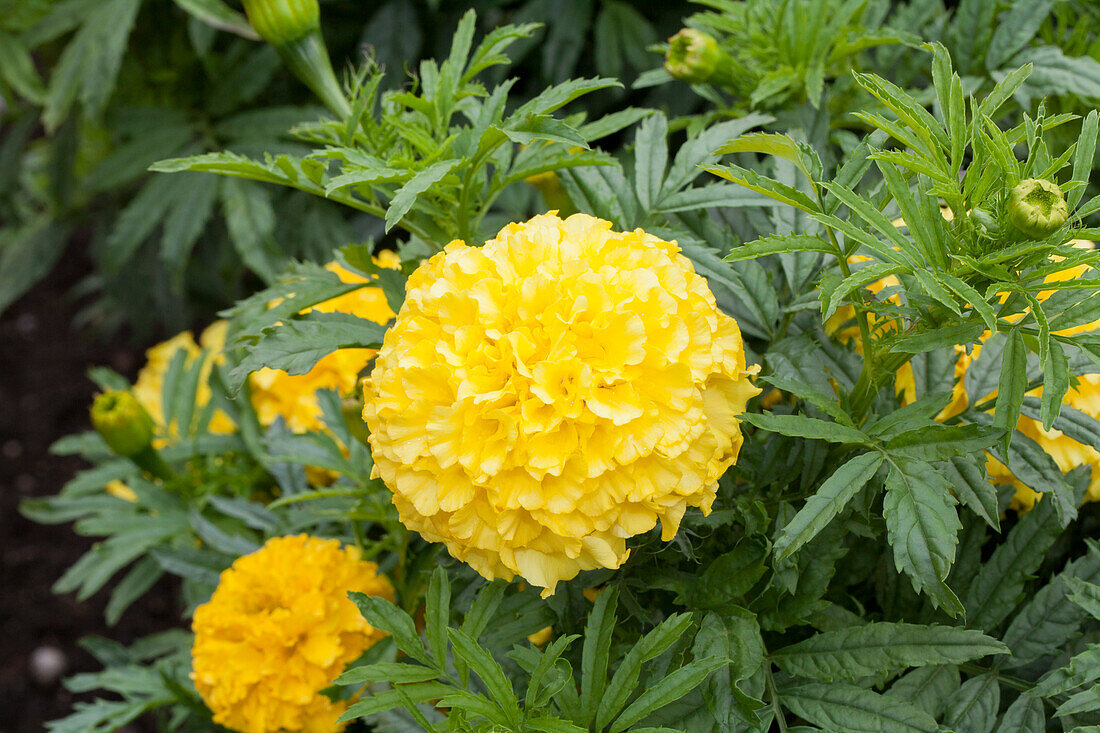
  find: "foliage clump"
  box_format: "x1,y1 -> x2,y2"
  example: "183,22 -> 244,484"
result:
18,1 -> 1100,732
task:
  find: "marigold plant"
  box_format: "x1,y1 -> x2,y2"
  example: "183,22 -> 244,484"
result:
25,6 -> 1100,732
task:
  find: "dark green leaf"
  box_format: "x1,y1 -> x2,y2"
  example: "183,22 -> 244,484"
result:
779,681 -> 939,733
774,452 -> 883,560
772,623 -> 1006,681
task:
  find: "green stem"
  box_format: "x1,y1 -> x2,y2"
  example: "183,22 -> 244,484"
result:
129,445 -> 175,482
765,666 -> 788,733
351,517 -> 365,552
959,663 -> 1032,694
276,30 -> 352,119
817,194 -> 880,422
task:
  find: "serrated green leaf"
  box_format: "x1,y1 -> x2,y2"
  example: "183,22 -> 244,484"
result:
772,623 -> 1006,682
384,160 -> 458,233
1070,110 -> 1098,208
724,234 -> 834,262
425,568 -> 450,666
997,693 -> 1045,732
228,312 -> 387,393
447,628 -> 521,724
938,455 -> 999,529
347,592 -> 432,667
1054,685 -> 1100,717
1003,542 -> 1100,668
942,673 -> 999,733
885,665 -> 960,719
740,413 -> 869,444
775,452 -> 883,561
964,461 -> 1067,629
1032,643 -> 1100,698
335,662 -> 441,686
779,681 -> 939,733
703,163 -> 821,214
883,458 -> 963,616
608,658 -> 727,733
579,586 -> 619,726
172,0 -> 257,38
994,329 -> 1027,459
889,322 -> 986,354
633,113 -> 668,212
887,424 -> 1002,462
594,613 -> 694,730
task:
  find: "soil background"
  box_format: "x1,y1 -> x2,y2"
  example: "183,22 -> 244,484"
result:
0,242 -> 178,733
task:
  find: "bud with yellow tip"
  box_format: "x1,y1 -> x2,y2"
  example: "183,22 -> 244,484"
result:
91,390 -> 173,480
664,29 -> 734,86
91,391 -> 155,457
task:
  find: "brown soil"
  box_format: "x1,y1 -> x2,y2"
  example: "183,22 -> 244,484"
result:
0,240 -> 179,733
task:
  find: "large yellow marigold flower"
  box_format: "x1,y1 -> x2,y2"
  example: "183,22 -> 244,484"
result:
250,255 -> 399,433
132,321 -> 235,442
191,535 -> 394,733
363,213 -> 760,594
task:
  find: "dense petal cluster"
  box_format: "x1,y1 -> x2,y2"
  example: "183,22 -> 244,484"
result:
364,213 -> 760,594
191,535 -> 394,733
250,256 -> 398,433
132,321 -> 234,441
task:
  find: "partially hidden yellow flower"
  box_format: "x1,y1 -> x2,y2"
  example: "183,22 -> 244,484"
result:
363,213 -> 760,595
824,215 -> 1099,512
987,373 -> 1100,512
132,321 -> 235,443
987,356 -> 1100,512
940,260 -> 1100,511
249,255 -> 399,434
191,535 -> 394,733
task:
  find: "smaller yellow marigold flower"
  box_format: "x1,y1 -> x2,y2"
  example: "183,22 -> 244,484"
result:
949,256 -> 1100,511
191,535 -> 394,733
364,213 -> 760,595
249,257 -> 398,434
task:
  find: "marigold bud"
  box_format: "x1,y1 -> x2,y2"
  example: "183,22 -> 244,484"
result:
665,29 -> 726,85
1009,178 -> 1069,239
241,0 -> 350,118
241,0 -> 318,46
91,391 -> 155,457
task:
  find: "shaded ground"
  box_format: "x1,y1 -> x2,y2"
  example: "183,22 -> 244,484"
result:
0,241 -> 179,732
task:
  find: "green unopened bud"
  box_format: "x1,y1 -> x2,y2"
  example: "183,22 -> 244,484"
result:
241,0 -> 318,46
91,391 -> 155,457
1009,178 -> 1069,239
665,29 -> 730,85
242,0 -> 351,119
